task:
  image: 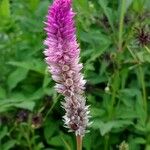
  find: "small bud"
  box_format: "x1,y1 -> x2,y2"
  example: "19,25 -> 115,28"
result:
110,52 -> 116,60
105,86 -> 110,93
119,141 -> 129,150
66,78 -> 73,86
62,65 -> 70,71
16,109 -> 29,123
67,70 -> 75,77
31,114 -> 42,129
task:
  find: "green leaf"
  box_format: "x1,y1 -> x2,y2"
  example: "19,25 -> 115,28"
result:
132,0 -> 145,12
87,74 -> 107,84
145,145 -> 150,150
43,70 -> 51,88
8,59 -> 46,74
0,99 -> 35,112
98,0 -> 115,31
0,0 -> 10,18
91,108 -> 105,117
0,126 -> 8,140
28,88 -> 45,101
99,121 -> 116,136
116,107 -> 138,119
35,0 -> 50,18
119,88 -> 140,97
118,88 -> 140,106
137,51 -> 150,63
79,30 -> 111,47
92,120 -> 133,136
87,46 -> 110,63
135,93 -> 147,125
49,135 -> 64,147
2,140 -> 16,150
0,86 -> 6,99
14,101 -> 35,111
111,71 -> 121,91
75,0 -> 89,12
125,0 -> 133,11
7,68 -> 28,90
44,122 -> 57,144
134,137 -> 146,144
28,0 -> 40,11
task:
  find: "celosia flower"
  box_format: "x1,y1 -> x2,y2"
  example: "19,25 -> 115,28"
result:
44,0 -> 90,136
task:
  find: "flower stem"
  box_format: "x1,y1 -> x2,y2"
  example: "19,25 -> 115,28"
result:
104,134 -> 109,150
118,0 -> 126,51
139,66 -> 147,113
76,135 -> 82,150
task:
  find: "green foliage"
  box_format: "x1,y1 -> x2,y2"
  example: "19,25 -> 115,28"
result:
0,0 -> 150,149
0,0 -> 10,18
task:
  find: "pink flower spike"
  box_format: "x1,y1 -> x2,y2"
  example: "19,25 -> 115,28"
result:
44,0 -> 90,137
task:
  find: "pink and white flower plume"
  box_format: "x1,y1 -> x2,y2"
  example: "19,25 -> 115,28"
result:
44,0 -> 90,136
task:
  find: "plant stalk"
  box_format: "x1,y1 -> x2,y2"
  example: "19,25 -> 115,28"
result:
76,135 -> 82,150
139,66 -> 147,113
104,134 -> 109,150
118,0 -> 126,51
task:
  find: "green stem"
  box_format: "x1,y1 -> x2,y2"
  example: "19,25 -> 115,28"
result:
118,0 -> 126,51
109,88 -> 116,119
109,71 -> 118,119
104,134 -> 109,150
20,125 -> 32,150
76,135 -> 82,150
106,72 -> 118,149
139,66 -> 147,113
60,135 -> 71,150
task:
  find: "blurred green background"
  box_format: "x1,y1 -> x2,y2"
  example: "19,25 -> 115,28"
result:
0,0 -> 150,149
